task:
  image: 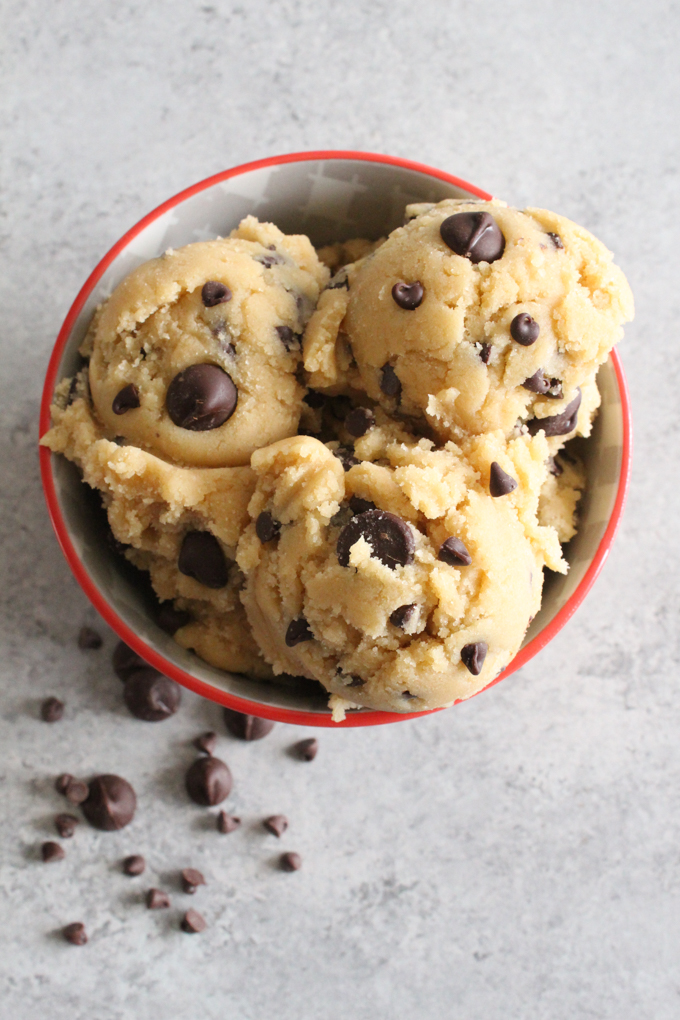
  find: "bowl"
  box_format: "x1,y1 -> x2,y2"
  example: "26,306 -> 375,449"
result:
39,150 -> 631,727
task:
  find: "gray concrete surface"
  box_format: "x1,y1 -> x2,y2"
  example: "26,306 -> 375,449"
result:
1,1 -> 679,1017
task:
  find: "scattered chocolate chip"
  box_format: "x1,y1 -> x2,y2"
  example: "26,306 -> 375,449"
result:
55,773 -> 73,796
380,363 -> 401,399
438,537 -> 472,567
112,640 -> 155,682
510,313 -> 540,346
547,232 -> 564,249
461,641 -> 488,675
112,384 -> 141,415
64,778 -> 89,806
264,815 -> 288,837
156,604 -> 191,635
201,281 -> 232,306
55,814 -> 79,839
294,738 -> 318,761
41,841 -> 65,863
194,731 -> 217,755
392,281 -> 424,310
333,445 -> 359,471
166,364 -> 237,431
82,775 -> 137,831
257,253 -> 283,268
223,710 -> 275,741
522,370 -> 552,394
146,888 -> 170,910
345,407 -> 375,437
181,908 -> 206,933
489,462 -> 518,497
217,811 -> 241,834
63,922 -> 87,945
276,325 -> 301,351
337,509 -> 415,570
256,511 -> 281,543
349,495 -> 377,516
390,603 -> 416,629
548,457 -> 563,477
181,868 -> 206,894
124,673 -> 182,722
527,390 -> 582,437
304,390 -> 326,409
280,852 -> 302,872
185,756 -> 232,807
123,854 -> 145,876
41,697 -> 64,723
178,531 -> 230,589
440,211 -> 505,264
479,343 -> 492,364
77,626 -> 102,650
285,618 -> 313,646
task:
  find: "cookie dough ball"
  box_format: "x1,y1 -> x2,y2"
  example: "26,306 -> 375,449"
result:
87,217 -> 329,468
304,199 -> 633,442
237,434 -> 561,714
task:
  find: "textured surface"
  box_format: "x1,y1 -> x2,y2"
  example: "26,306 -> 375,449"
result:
0,1 -> 678,1018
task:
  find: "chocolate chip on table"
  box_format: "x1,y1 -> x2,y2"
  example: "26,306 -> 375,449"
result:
194,731 -> 217,755
82,775 -> 137,831
185,756 -> 232,807
41,841 -> 65,863
123,673 -> 182,722
349,495 -> 377,516
55,774 -> 73,796
156,604 -> 191,635
345,407 -> 375,438
522,370 -> 552,394
178,531 -> 230,589
201,281 -> 232,307
489,462 -> 518,497
280,852 -> 302,872
256,511 -> 281,543
264,815 -> 288,837
461,641 -> 488,676
276,325 -> 301,351
55,814 -> 79,839
181,908 -> 207,933
390,603 -> 416,629
63,922 -> 87,945
166,364 -> 238,431
77,626 -> 102,650
510,313 -> 540,346
64,778 -> 89,805
527,390 -> 582,437
303,389 -> 326,409
479,343 -> 492,364
112,640 -> 155,683
112,384 -> 141,415
438,537 -> 472,567
547,232 -> 564,249
223,710 -> 275,741
123,854 -> 146,876
333,446 -> 359,471
181,868 -> 206,894
391,281 -> 424,310
440,211 -> 506,264
146,888 -> 171,910
217,811 -> 241,834
380,363 -> 401,399
294,738 -> 318,761
337,509 -> 415,570
41,697 -> 64,723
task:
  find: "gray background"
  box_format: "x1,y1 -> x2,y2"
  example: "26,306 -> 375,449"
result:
1,1 -> 678,1017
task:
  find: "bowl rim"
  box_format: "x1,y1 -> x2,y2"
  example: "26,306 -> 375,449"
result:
38,149 -> 632,728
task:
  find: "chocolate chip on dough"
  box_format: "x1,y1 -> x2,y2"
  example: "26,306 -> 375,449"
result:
256,511 -> 281,543
390,603 -> 416,629
479,343 -> 492,364
440,211 -> 505,264
380,363 -> 401,399
112,384 -> 140,415
461,641 -> 488,676
276,325 -> 301,351
547,232 -> 564,249
527,390 -> 582,437
166,364 -> 237,431
201,281 -> 232,306
333,445 -> 359,471
349,495 -> 377,516
345,407 -> 375,437
438,537 -> 472,567
285,618 -> 314,647
178,531 -> 230,589
82,775 -> 137,831
522,370 -> 552,394
156,604 -> 192,635
510,313 -> 540,346
489,462 -> 518,497
337,510 -> 415,570
391,281 -> 424,310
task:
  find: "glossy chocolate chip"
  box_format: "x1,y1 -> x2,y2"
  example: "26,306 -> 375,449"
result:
63,922 -> 87,945
55,814 -> 79,839
461,641 -> 488,676
264,815 -> 288,837
194,731 -> 217,755
294,738 -> 318,761
438,537 -> 472,566
123,854 -> 146,876
123,673 -> 182,722
380,363 -> 401,399
185,756 -> 232,806
42,841 -> 65,863
440,211 -> 505,264
479,343 -> 492,364
217,811 -> 241,834
337,510 -> 415,570
547,232 -> 564,249
147,888 -> 170,910
333,445 -> 359,471
285,618 -> 313,647
345,407 -> 375,437
77,626 -> 102,650
522,370 -> 552,394
223,709 -> 275,741
156,603 -> 192,635
390,603 -> 416,629
64,778 -> 89,806
489,462 -> 518,497
178,531 -> 229,589
112,640 -> 155,682
280,852 -> 302,872
201,281 -> 232,306
41,697 -> 64,722
510,313 -> 540,346
112,384 -> 140,415
392,281 -> 424,310
181,868 -> 206,894
82,776 -> 136,831
527,390 -> 582,437
276,325 -> 301,351
181,908 -> 207,933
256,511 -> 281,543
166,364 -> 237,431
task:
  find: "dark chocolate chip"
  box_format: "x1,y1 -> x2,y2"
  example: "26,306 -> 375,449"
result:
333,446 -> 359,471
166,364 -> 237,431
438,537 -> 472,566
55,774 -> 73,796
390,603 -> 416,629
178,531 -> 229,589
123,673 -> 182,722
264,815 -> 288,837
217,811 -> 241,834
479,343 -> 492,364
41,697 -> 64,723
185,756 -> 232,807
181,868 -> 206,894
280,852 -> 302,872
461,641 -> 488,676
63,922 -> 87,945
548,457 -> 563,477
349,495 -> 377,516
522,370 -> 552,394
64,778 -> 89,805
223,709 -> 275,741
194,731 -> 217,755
510,313 -> 540,346
391,281 -> 424,310
112,640 -> 155,682
328,272 -> 350,290
181,908 -> 206,933
201,281 -> 231,306
380,363 -> 401,399
304,390 -> 327,409
337,510 -> 415,570
123,854 -> 145,876
285,618 -> 314,647
156,603 -> 192,634
440,211 -> 505,264
345,407 -> 375,438
256,253 -> 283,268
112,384 -> 141,415
527,390 -> 582,437
276,325 -> 301,351
546,379 -> 563,399
55,814 -> 79,839
294,738 -> 318,761
147,888 -> 170,910
77,626 -> 102,650
41,841 -> 65,863
82,775 -> 137,831
489,462 -> 518,497
547,232 -> 564,249
256,511 -> 281,543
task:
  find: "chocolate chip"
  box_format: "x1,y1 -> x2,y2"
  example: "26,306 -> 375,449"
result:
123,854 -> 145,876
264,815 -> 288,837
41,697 -> 64,723
41,841 -> 65,863
547,232 -> 564,249
328,272 -> 350,290
123,673 -> 182,722
548,457 -> 563,477
392,281 -> 424,310
112,384 -> 140,415
178,531 -> 230,589
223,709 -> 275,741
180,868 -> 206,894
390,603 -> 416,628
276,325 -> 301,351
527,390 -> 582,437
63,922 -> 87,945
285,618 -> 313,646
77,626 -> 102,650
522,370 -> 552,394
64,778 -> 89,805
82,775 -> 136,831
304,390 -> 326,409
194,731 -> 217,755
510,313 -> 540,346
546,380 -> 563,399
112,640 -> 155,682
156,603 -> 191,634
349,495 -> 377,516
479,343 -> 492,364
438,537 -> 472,566
461,641 -> 488,676
55,814 -> 79,839
185,756 -> 232,806
166,364 -> 237,431
217,811 -> 241,834
256,253 -> 283,268
201,281 -> 232,306
55,773 -> 73,796
181,908 -> 207,933
333,446 -> 359,471
345,407 -> 375,437
256,511 -> 281,543
440,211 -> 505,264
280,852 -> 302,872
294,738 -> 318,761
337,510 -> 415,570
489,462 -> 518,497
380,363 -> 401,399
146,888 -> 170,910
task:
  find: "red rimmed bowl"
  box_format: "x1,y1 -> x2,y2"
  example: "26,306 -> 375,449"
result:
39,150 -> 631,727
